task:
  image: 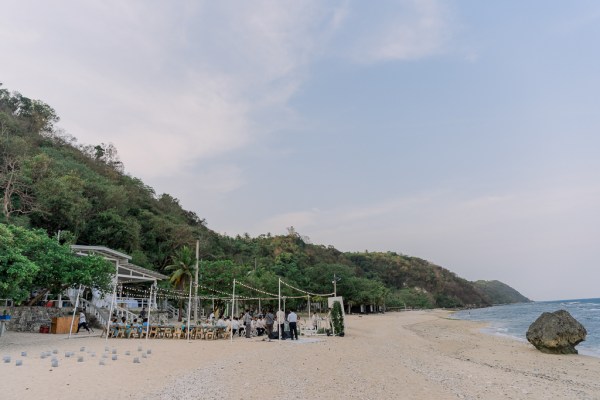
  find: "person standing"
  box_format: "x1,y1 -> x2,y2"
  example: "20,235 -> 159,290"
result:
243,309 -> 252,338
76,310 -> 91,334
276,308 -> 286,340
288,309 -> 298,340
264,309 -> 275,341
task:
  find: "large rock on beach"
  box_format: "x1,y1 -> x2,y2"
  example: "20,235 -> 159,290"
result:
526,310 -> 587,354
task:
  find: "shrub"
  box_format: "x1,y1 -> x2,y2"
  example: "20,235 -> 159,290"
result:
331,301 -> 345,336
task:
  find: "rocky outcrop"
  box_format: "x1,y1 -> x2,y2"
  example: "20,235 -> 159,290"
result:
526,310 -> 587,354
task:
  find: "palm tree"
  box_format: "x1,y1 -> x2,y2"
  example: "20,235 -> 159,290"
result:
165,246 -> 195,321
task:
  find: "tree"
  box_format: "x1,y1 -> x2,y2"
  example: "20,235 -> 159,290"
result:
30,172 -> 91,234
0,223 -> 114,304
0,224 -> 39,302
0,127 -> 36,221
165,245 -> 195,321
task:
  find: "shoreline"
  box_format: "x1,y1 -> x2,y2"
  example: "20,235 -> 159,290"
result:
451,302 -> 600,360
2,310 -> 600,399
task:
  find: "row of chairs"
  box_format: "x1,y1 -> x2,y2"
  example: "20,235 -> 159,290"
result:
107,325 -> 232,340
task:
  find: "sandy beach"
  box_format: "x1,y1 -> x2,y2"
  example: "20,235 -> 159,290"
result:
1,310 -> 599,400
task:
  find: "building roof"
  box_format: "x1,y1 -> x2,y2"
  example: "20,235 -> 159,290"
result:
70,245 -> 168,282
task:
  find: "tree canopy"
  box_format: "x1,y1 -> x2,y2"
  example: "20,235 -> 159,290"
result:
0,223 -> 113,304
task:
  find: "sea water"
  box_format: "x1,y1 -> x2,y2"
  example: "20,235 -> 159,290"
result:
452,298 -> 600,358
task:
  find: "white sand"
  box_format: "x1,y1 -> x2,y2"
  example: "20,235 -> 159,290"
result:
1,311 -> 599,399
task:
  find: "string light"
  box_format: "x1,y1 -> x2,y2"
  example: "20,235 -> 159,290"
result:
279,279 -> 334,297
235,280 -> 278,297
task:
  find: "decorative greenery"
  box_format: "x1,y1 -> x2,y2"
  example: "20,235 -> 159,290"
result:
331,301 -> 345,336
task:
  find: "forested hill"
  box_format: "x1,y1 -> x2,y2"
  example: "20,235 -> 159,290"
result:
0,85 -> 527,308
473,280 -> 531,304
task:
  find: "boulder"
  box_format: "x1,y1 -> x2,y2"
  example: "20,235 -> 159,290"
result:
526,310 -> 587,354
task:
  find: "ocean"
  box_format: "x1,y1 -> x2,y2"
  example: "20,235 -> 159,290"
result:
451,298 -> 600,358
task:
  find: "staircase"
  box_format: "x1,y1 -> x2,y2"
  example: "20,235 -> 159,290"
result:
166,304 -> 179,320
78,298 -> 110,326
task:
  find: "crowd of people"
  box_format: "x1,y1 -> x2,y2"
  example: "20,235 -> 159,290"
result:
209,308 -> 321,341
99,306 -> 324,340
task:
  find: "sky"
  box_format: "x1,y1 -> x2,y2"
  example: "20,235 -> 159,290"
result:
2,0 -> 600,301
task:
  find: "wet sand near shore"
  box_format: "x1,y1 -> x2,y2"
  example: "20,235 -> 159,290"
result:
2,310 -> 599,399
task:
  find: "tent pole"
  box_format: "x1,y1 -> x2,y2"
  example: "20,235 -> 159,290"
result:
278,278 -> 281,342
230,279 -> 236,343
186,274 -> 193,342
308,295 -> 311,330
145,284 -> 153,341
194,240 -> 199,324
105,275 -> 118,345
68,284 -> 82,339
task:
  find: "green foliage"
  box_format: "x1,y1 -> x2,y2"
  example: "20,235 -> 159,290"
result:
386,288 -> 434,309
473,280 -> 530,304
0,224 -> 39,301
434,293 -> 463,308
331,301 -> 344,336
165,246 -> 195,291
165,245 -> 197,321
0,223 -> 113,303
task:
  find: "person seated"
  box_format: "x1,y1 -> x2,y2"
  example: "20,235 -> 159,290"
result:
117,317 -> 128,337
256,316 -> 265,336
216,316 -> 225,327
109,317 -> 119,337
231,317 -> 239,337
130,318 -> 141,337
139,318 -> 147,334
251,317 -> 258,336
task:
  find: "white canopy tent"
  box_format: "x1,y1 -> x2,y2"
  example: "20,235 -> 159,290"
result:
69,245 -> 167,341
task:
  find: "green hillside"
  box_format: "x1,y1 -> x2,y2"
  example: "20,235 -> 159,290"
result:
0,85 -> 526,309
474,280 -> 531,304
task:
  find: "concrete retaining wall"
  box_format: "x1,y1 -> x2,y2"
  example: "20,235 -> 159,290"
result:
0,306 -> 74,332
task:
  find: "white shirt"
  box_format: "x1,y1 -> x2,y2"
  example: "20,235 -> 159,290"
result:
276,310 -> 286,324
79,313 -> 86,324
287,312 -> 298,323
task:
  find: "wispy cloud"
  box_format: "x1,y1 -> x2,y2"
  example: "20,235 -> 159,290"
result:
1,0 -> 457,182
251,181 -> 600,298
348,0 -> 454,63
1,1 -> 345,177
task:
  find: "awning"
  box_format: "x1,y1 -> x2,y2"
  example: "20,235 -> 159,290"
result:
70,245 -> 168,283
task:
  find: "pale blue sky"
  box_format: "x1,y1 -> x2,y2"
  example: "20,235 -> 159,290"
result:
3,0 -> 600,300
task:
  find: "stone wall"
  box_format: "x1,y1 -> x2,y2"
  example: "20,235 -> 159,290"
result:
0,306 -> 74,332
